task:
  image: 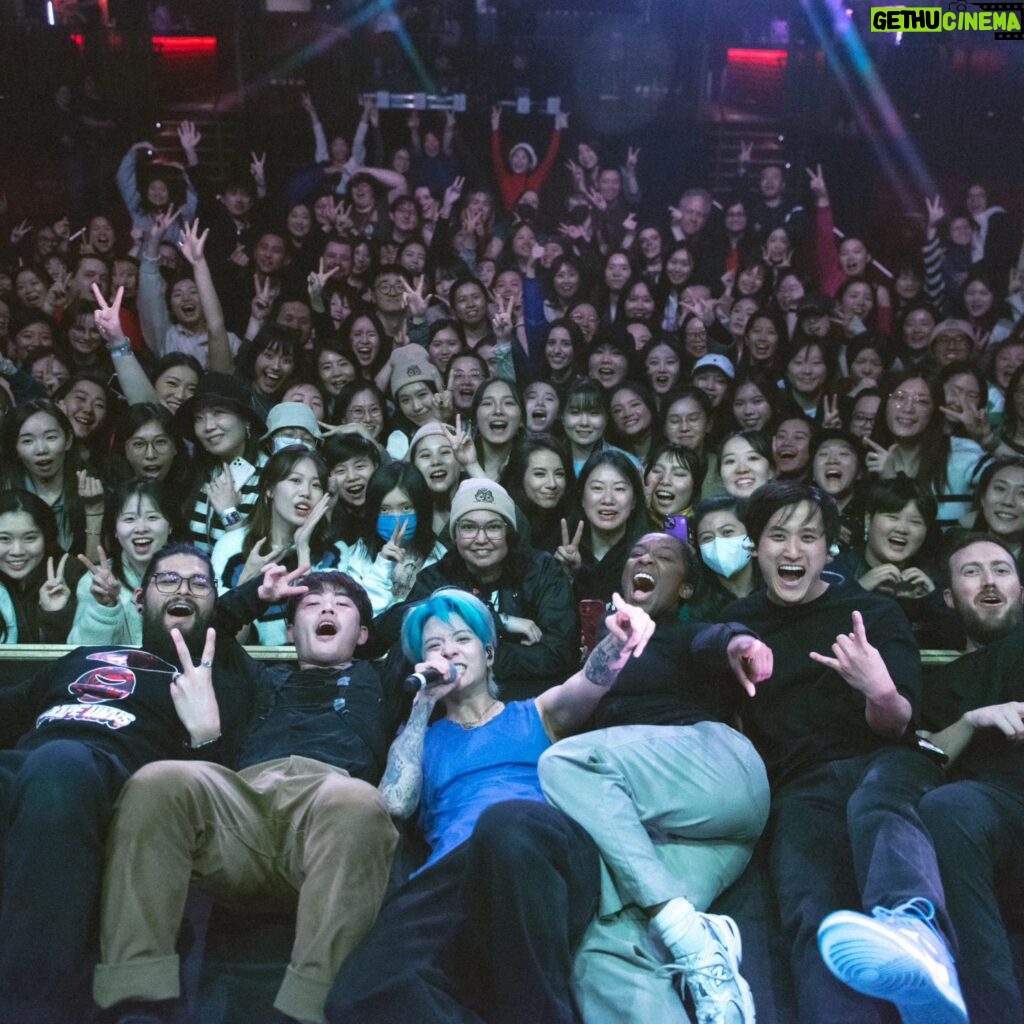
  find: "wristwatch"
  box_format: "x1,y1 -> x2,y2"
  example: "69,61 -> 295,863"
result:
220,506 -> 243,527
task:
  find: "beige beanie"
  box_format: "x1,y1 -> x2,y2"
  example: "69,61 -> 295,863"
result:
449,478 -> 518,538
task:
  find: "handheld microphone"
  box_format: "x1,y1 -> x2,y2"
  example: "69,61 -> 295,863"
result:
403,664 -> 459,694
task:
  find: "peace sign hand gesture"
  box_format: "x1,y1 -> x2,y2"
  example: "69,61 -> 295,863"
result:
821,394 -> 841,429
380,520 -> 408,564
9,219 -> 32,246
925,195 -> 945,230
400,275 -> 430,318
554,518 -> 584,575
940,398 -> 991,445
333,199 -> 354,234
431,389 -> 453,420
92,283 -> 126,345
443,176 -> 464,214
626,145 -> 641,170
565,159 -> 585,191
251,275 -> 273,322
149,204 -> 181,242
39,554 -> 71,613
441,414 -> 477,469
170,626 -> 221,748
805,163 -> 828,200
307,257 -> 339,301
491,294 -> 516,340
78,545 -> 121,608
249,151 -> 267,185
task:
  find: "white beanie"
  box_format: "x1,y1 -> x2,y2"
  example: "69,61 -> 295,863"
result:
509,142 -> 538,172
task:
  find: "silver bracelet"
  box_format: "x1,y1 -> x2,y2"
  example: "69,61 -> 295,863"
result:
108,341 -> 132,359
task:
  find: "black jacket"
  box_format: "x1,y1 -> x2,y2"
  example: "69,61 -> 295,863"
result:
372,547 -> 579,701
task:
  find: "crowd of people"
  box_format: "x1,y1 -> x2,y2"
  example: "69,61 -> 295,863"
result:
0,78 -> 1023,1024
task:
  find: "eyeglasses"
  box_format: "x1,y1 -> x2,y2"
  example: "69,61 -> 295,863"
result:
150,571 -> 213,596
851,413 -> 876,427
890,390 -> 932,410
451,370 -> 484,383
127,437 -> 173,455
455,520 -> 506,540
375,280 -> 404,295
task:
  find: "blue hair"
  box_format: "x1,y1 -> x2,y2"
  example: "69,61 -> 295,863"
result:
400,587 -> 497,662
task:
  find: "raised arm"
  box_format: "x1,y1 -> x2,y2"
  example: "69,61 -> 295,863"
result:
138,207 -> 179,354
536,592 -> 654,740
351,164 -> 409,197
92,284 -> 159,404
116,142 -> 150,220
178,218 -> 234,373
302,93 -> 330,165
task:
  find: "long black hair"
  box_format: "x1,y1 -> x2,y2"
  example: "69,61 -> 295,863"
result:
502,434 -> 575,552
357,461 -> 436,561
100,479 -> 179,586
0,489 -> 64,642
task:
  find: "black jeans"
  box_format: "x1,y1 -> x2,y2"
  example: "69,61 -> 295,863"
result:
0,741 -> 129,1024
920,779 -> 1024,1024
768,747 -> 947,1024
324,799 -> 600,1024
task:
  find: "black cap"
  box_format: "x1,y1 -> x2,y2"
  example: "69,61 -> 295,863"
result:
797,293 -> 833,319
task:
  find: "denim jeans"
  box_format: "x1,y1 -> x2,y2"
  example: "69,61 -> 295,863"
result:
768,747 -> 946,1024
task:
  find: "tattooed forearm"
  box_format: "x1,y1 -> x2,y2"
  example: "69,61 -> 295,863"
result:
583,632 -> 626,688
379,698 -> 434,818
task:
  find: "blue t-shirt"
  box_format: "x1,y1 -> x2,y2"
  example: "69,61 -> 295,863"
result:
419,700 -> 551,867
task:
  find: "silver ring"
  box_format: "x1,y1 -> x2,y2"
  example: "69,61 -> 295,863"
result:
200,660 -> 213,668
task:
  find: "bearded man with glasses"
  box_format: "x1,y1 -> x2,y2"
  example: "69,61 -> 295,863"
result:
0,541 -> 305,1024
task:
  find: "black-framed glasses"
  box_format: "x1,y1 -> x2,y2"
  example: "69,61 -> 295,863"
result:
455,520 -> 506,540
150,571 -> 213,596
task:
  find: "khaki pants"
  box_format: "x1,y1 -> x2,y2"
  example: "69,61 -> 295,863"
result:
93,756 -> 397,1024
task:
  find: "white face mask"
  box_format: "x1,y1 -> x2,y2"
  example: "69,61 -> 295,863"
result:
272,435 -> 315,454
700,534 -> 753,579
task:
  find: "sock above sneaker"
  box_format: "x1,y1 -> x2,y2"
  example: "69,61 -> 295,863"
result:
651,897 -> 705,960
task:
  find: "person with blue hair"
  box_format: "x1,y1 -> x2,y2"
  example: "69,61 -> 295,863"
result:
324,585 -> 656,1024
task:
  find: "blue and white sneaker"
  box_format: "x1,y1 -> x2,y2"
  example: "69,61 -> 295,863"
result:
817,898 -> 968,1024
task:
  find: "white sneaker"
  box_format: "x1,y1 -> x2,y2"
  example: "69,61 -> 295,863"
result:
818,898 -> 968,1024
661,912 -> 757,1024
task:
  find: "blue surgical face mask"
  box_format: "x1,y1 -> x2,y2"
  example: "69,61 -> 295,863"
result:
700,534 -> 753,579
377,513 -> 417,544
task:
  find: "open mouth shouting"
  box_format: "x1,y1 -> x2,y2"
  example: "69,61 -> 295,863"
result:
775,563 -> 806,587
163,596 -> 199,626
630,570 -> 656,603
315,617 -> 339,638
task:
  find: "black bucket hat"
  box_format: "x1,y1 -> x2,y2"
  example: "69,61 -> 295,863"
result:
176,372 -> 264,442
